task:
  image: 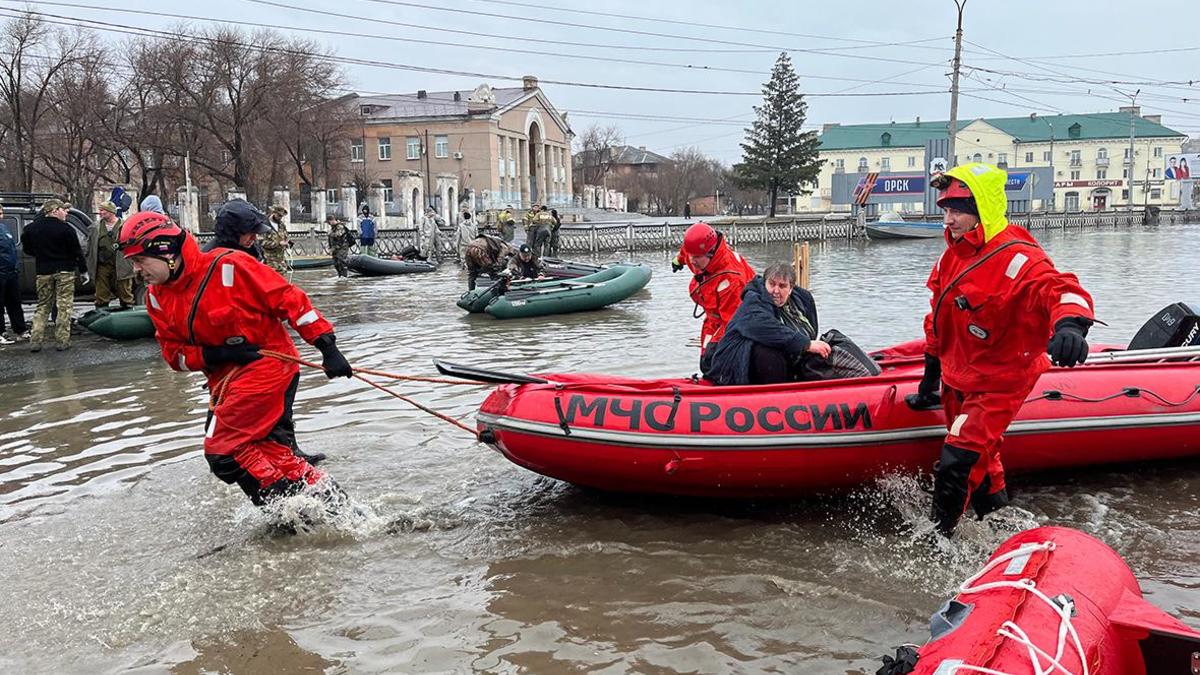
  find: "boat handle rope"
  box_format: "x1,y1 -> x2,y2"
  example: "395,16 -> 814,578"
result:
1028,384 -> 1200,407
946,540 -> 1089,675
260,349 -> 480,436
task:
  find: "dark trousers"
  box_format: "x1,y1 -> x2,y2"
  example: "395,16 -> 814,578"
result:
748,343 -> 791,384
0,273 -> 26,334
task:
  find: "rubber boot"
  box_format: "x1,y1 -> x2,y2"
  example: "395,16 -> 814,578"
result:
970,485 -> 1010,520
930,443 -> 981,537
292,447 -> 327,466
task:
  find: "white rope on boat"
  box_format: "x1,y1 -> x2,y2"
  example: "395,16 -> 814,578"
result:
945,540 -> 1090,675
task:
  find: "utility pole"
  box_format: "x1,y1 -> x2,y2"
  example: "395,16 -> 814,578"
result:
946,0 -> 967,168
1121,89 -> 1140,210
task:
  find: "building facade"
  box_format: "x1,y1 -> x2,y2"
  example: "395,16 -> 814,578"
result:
804,108 -> 1188,213
338,76 -> 573,225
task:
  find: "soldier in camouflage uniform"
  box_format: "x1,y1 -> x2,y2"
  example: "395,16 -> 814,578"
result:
326,215 -> 355,277
261,205 -> 292,275
20,198 -> 86,352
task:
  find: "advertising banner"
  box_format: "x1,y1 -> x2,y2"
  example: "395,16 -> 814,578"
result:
1164,153 -> 1199,180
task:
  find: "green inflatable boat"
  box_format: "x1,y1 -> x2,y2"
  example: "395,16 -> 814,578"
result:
78,306 -> 155,340
290,255 -> 335,270
457,263 -> 652,319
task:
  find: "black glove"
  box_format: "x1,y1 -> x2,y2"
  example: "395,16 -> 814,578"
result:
905,353 -> 942,410
202,337 -> 262,367
671,257 -> 685,273
314,333 -> 352,379
1047,316 -> 1091,367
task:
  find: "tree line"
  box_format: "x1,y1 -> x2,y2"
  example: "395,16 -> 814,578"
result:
0,12 -> 353,208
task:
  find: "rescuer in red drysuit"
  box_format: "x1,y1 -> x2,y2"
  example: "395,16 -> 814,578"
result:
906,163 -> 1095,536
119,211 -> 354,506
671,222 -> 756,371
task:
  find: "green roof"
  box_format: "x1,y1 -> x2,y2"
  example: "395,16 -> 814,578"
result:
819,112 -> 1185,151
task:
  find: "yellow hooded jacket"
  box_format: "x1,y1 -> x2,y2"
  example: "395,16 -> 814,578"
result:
941,162 -> 1009,243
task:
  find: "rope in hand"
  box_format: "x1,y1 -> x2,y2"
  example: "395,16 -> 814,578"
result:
260,349 -> 482,437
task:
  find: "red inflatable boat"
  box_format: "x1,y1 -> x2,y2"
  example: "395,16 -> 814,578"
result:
878,526 -> 1200,674
448,339 -> 1200,498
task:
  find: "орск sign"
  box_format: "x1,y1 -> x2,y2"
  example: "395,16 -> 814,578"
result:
1053,179 -> 1123,188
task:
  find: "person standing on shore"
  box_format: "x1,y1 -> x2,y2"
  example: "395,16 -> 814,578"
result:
21,199 -> 86,352
0,204 -> 29,343
907,163 -> 1095,537
358,206 -> 377,255
87,201 -> 135,310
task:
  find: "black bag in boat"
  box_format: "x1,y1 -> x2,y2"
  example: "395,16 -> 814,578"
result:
793,329 -> 881,381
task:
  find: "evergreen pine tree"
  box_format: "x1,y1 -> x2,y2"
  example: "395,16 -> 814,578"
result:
734,52 -> 823,216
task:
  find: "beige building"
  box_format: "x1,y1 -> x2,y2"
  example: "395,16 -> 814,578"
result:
803,108 -> 1188,213
340,76 -> 573,224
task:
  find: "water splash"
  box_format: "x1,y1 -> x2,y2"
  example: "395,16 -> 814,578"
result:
833,473 -> 1044,597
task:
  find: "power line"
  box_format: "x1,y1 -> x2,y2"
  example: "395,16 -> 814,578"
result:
460,0 -> 954,52
343,0 -> 952,68
0,7 -> 961,99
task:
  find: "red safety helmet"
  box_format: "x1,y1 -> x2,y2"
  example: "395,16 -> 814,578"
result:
119,211 -> 185,259
934,174 -> 974,208
683,222 -> 719,257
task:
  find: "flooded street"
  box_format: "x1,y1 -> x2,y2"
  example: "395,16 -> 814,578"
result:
1,223 -> 1198,673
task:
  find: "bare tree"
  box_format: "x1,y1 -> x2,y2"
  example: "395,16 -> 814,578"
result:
0,12 -> 84,191
34,46 -> 113,206
572,123 -> 624,192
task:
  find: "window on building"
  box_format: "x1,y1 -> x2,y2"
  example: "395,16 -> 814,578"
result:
325,188 -> 337,203
1043,151 -> 1051,161
378,137 -> 391,161
498,157 -> 506,177
908,156 -> 916,168
834,158 -> 844,171
1153,146 -> 1163,158
1025,152 -> 1034,163
1064,192 -> 1080,211
997,153 -> 1008,166
350,139 -> 364,163
435,135 -> 449,158
972,153 -> 982,163
1123,169 -> 1130,179
406,137 -> 421,160
381,178 -> 393,203
857,157 -> 868,171
1070,170 -> 1080,180
1153,168 -> 1161,178
1097,169 -> 1107,180
1121,189 -> 1129,200
1151,188 -> 1162,199
1097,147 -> 1108,159
1069,150 -> 1081,165
880,157 -> 891,171
1124,147 -> 1133,160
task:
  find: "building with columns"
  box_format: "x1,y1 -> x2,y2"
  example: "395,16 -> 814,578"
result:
338,76 -> 573,225
803,108 -> 1188,214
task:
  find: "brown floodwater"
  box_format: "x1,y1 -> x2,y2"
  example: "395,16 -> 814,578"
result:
1,223 -> 1197,673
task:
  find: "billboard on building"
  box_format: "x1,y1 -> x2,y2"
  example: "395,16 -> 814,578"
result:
1164,153 -> 1199,180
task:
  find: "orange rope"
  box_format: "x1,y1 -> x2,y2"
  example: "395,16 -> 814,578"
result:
260,349 -> 486,386
259,349 -> 480,436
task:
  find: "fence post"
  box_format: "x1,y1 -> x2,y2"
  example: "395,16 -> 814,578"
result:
590,225 -> 597,253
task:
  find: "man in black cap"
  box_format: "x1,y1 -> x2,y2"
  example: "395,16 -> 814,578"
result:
507,243 -> 546,281
203,199 -> 271,260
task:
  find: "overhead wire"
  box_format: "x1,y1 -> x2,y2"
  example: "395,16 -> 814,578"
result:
458,0 -> 955,52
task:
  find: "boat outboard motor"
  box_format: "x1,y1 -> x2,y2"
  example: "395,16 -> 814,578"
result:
1128,302 -> 1200,350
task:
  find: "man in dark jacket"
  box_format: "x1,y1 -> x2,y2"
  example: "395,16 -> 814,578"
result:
203,199 -> 271,260
706,263 -> 831,385
20,198 -> 86,351
0,204 -> 28,343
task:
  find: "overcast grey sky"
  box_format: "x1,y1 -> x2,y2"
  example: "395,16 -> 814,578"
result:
9,0 -> 1200,163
